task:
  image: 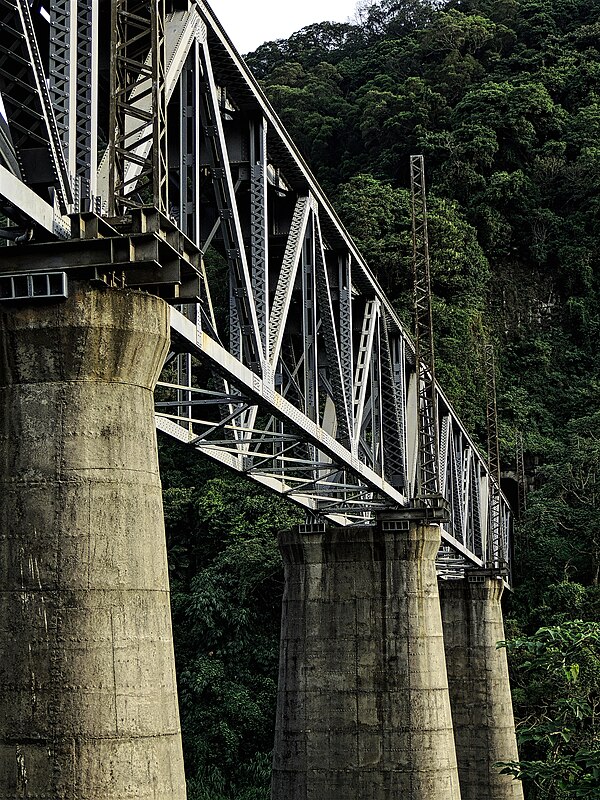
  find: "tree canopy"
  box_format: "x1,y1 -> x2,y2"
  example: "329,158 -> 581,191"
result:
166,1 -> 600,797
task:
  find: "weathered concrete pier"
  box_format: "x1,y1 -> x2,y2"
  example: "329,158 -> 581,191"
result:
272,515 -> 462,800
0,284 -> 186,798
440,575 -> 524,800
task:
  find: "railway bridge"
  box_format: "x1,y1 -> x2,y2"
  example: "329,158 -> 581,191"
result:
0,2 -> 522,798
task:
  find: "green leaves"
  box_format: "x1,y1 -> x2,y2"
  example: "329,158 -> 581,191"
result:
514,412 -> 600,597
498,752 -> 600,798
499,620 -> 600,798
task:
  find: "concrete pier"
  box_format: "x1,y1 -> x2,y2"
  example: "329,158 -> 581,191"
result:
0,284 -> 186,798
439,575 -> 523,800
272,516 -> 461,800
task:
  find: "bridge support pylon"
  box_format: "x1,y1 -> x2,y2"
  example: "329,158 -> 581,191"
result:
0,283 -> 186,798
272,514 -> 461,800
439,574 -> 524,800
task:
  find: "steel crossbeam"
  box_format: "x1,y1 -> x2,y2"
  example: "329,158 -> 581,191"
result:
0,0 -> 513,578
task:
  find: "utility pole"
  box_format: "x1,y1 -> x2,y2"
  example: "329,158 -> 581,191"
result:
484,341 -> 506,569
516,431 -> 527,519
484,343 -> 501,488
410,154 -> 448,519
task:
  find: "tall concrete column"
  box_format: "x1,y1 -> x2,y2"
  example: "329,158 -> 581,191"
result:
272,516 -> 461,800
0,283 -> 187,798
439,575 -> 523,800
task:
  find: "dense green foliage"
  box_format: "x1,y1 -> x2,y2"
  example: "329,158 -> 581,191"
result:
498,620 -> 600,797
166,1 -> 600,797
161,441 -> 302,800
247,0 -> 600,460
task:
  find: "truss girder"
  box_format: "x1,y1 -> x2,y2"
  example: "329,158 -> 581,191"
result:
250,117 -> 269,354
0,0 -> 512,577
48,0 -> 97,211
379,315 -> 406,489
301,211 -> 319,423
49,0 -> 74,171
353,299 -> 379,450
73,0 -> 98,208
108,0 -> 168,214
197,36 -> 263,371
0,0 -> 72,210
178,45 -> 200,240
338,255 -> 354,439
269,196 -> 311,366
313,213 -> 351,448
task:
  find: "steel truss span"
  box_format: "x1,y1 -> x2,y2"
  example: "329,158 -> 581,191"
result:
0,0 -> 511,576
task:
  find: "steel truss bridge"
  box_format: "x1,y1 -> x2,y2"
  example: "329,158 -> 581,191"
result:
0,0 -> 511,576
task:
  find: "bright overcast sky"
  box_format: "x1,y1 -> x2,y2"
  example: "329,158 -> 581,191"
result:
208,0 -> 360,54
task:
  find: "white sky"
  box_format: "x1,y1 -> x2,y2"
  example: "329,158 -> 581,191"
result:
208,0 -> 360,54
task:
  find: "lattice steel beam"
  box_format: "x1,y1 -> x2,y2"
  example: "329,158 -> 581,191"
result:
314,212 -> 351,448
269,196 -> 311,367
0,0 -> 72,209
197,38 -> 262,371
109,0 -> 168,214
250,116 -> 269,355
410,154 -> 440,501
380,315 -> 406,489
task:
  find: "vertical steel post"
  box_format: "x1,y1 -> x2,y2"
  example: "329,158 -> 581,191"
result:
109,0 -> 167,215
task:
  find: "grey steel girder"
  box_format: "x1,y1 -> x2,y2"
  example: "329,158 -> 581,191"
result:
0,0 -> 513,577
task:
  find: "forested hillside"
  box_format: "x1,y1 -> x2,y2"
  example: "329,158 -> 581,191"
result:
166,1 -> 600,797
